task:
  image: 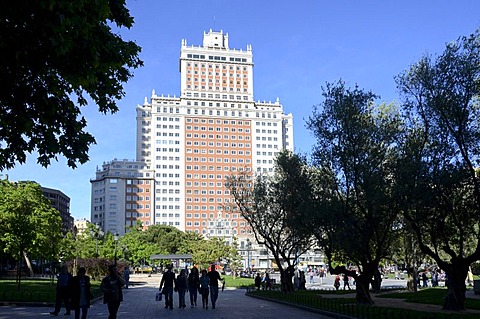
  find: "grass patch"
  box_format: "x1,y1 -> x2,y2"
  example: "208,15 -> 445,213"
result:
0,279 -> 102,303
222,275 -> 255,288
249,288 -> 480,319
378,287 -> 480,310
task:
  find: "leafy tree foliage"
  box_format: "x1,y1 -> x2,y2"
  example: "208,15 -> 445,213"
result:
226,150 -> 315,292
395,28 -> 480,310
0,0 -> 143,169
306,81 -> 403,304
0,180 -> 62,287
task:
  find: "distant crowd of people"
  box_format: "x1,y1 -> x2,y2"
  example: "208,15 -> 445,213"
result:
158,263 -> 225,310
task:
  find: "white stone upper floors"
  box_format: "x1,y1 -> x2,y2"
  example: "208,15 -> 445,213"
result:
180,29 -> 254,100
90,159 -> 155,235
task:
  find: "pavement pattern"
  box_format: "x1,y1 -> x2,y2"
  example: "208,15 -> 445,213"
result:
0,274 -> 332,319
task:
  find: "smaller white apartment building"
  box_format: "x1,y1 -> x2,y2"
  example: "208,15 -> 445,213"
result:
90,159 -> 155,235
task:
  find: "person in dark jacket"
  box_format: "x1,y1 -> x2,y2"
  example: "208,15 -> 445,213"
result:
187,266 -> 200,307
176,269 -> 188,308
254,273 -> 262,290
70,267 -> 92,319
50,265 -> 72,316
207,264 -> 224,309
100,265 -> 125,319
159,264 -> 176,310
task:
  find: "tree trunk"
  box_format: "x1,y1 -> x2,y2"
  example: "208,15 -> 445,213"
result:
329,265 -> 374,304
443,266 -> 468,310
406,266 -> 417,292
279,265 -> 295,293
355,273 -> 374,304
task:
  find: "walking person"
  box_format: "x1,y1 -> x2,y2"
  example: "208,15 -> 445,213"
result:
100,265 -> 125,319
264,273 -> 272,290
299,271 -> 306,290
343,274 -> 350,290
50,265 -> 72,316
176,269 -> 188,308
308,269 -> 315,284
123,266 -> 130,289
422,272 -> 428,288
254,273 -> 262,290
188,266 -> 200,307
159,265 -> 176,310
207,264 -> 224,309
70,267 -> 92,319
334,274 -> 340,290
199,269 -> 210,309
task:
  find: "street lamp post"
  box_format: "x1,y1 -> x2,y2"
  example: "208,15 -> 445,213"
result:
246,238 -> 252,272
114,233 -> 119,265
91,224 -> 104,258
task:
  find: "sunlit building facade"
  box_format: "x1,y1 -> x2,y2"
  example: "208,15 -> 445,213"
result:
136,30 -> 294,244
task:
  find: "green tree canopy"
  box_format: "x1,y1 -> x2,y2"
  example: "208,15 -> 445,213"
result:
226,150 -> 315,292
0,0 -> 142,169
0,180 -> 62,285
306,81 -> 403,304
395,28 -> 480,310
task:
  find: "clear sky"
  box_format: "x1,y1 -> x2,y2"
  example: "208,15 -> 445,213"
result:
4,0 -> 480,220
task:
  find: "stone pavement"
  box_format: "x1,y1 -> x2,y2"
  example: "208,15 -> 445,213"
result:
0,274 -> 332,319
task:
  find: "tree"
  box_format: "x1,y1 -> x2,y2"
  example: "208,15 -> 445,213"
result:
395,28 -> 480,310
0,0 -> 143,169
226,150 -> 315,293
306,81 -> 403,304
0,180 -> 62,288
186,236 -> 241,270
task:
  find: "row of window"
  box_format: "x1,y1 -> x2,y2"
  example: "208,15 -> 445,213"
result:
126,179 -> 150,185
125,203 -> 150,209
257,151 -> 279,157
157,132 -> 180,137
156,156 -> 180,161
256,136 -> 278,141
155,117 -> 180,122
186,156 -> 250,162
184,92 -> 248,100
155,205 -> 181,210
256,129 -> 278,134
156,181 -> 181,186
186,189 -> 230,195
187,108 -> 248,115
126,187 -> 149,193
155,197 -> 180,202
186,134 -> 248,141
186,197 -> 231,203
156,164 -> 180,169
126,196 -> 149,201
156,173 -> 181,178
155,140 -> 180,145
186,62 -> 248,69
155,125 -> 180,129
156,189 -> 180,194
185,85 -> 247,93
155,148 -> 181,152
255,144 -> 279,149
155,212 -> 181,218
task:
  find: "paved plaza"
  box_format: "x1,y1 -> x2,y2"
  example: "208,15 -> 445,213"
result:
0,274 -> 333,319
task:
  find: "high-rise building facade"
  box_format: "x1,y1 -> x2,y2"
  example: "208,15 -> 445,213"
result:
90,159 -> 155,235
41,186 -> 73,234
136,30 -> 294,241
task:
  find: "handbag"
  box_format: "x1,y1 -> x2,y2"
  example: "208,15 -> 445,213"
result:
155,292 -> 163,301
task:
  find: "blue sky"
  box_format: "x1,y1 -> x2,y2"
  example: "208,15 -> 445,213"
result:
4,0 -> 480,220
